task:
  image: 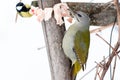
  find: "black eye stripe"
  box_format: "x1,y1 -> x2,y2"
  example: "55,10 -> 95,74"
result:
77,14 -> 82,17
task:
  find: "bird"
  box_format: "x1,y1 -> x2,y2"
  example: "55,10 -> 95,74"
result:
16,2 -> 32,17
62,11 -> 90,80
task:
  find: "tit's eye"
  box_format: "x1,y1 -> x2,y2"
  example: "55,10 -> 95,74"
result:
77,14 -> 82,17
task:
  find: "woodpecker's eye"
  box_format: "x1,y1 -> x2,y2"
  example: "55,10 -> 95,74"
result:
77,14 -> 82,17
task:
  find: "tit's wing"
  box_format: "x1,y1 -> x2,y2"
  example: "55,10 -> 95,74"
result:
20,12 -> 32,17
25,4 -> 31,9
74,30 -> 90,70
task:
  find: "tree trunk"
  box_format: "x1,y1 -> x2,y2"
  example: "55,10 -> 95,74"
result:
38,0 -> 71,80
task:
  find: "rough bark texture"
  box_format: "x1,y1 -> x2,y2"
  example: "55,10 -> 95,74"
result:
67,2 -> 116,26
38,0 -> 71,80
32,1 -> 117,26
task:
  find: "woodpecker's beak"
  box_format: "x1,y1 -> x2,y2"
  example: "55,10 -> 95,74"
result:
68,9 -> 81,22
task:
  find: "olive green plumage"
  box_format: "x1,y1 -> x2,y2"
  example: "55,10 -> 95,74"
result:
74,30 -> 90,70
62,11 -> 90,80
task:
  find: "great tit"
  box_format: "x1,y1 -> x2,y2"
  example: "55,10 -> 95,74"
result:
16,2 -> 32,17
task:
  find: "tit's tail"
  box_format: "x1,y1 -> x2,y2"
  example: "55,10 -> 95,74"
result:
71,61 -> 81,80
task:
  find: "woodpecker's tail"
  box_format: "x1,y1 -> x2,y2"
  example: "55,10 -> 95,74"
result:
71,61 -> 81,80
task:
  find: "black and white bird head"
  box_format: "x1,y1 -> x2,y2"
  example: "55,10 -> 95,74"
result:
16,2 -> 24,12
16,2 -> 30,12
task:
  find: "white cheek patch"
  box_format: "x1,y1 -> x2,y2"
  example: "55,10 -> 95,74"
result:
16,6 -> 22,11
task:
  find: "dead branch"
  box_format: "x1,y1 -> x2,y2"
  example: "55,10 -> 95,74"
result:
100,42 -> 120,79
111,56 -> 117,80
67,2 -> 116,26
90,23 -> 117,33
100,0 -> 120,79
37,46 -> 46,50
96,33 -> 115,50
79,52 -> 116,80
94,65 -> 99,80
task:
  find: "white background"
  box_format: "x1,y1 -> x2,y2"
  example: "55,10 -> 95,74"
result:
0,0 -> 119,80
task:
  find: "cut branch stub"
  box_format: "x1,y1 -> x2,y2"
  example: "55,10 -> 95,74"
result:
67,2 -> 116,26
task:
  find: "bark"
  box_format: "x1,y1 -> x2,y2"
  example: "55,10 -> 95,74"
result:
38,0 -> 71,80
67,2 -> 116,26
32,1 -> 117,26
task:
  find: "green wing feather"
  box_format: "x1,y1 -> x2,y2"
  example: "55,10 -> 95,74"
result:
74,30 -> 90,70
72,30 -> 90,80
25,4 -> 31,9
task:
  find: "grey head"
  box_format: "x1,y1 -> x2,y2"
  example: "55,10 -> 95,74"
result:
74,11 -> 90,24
